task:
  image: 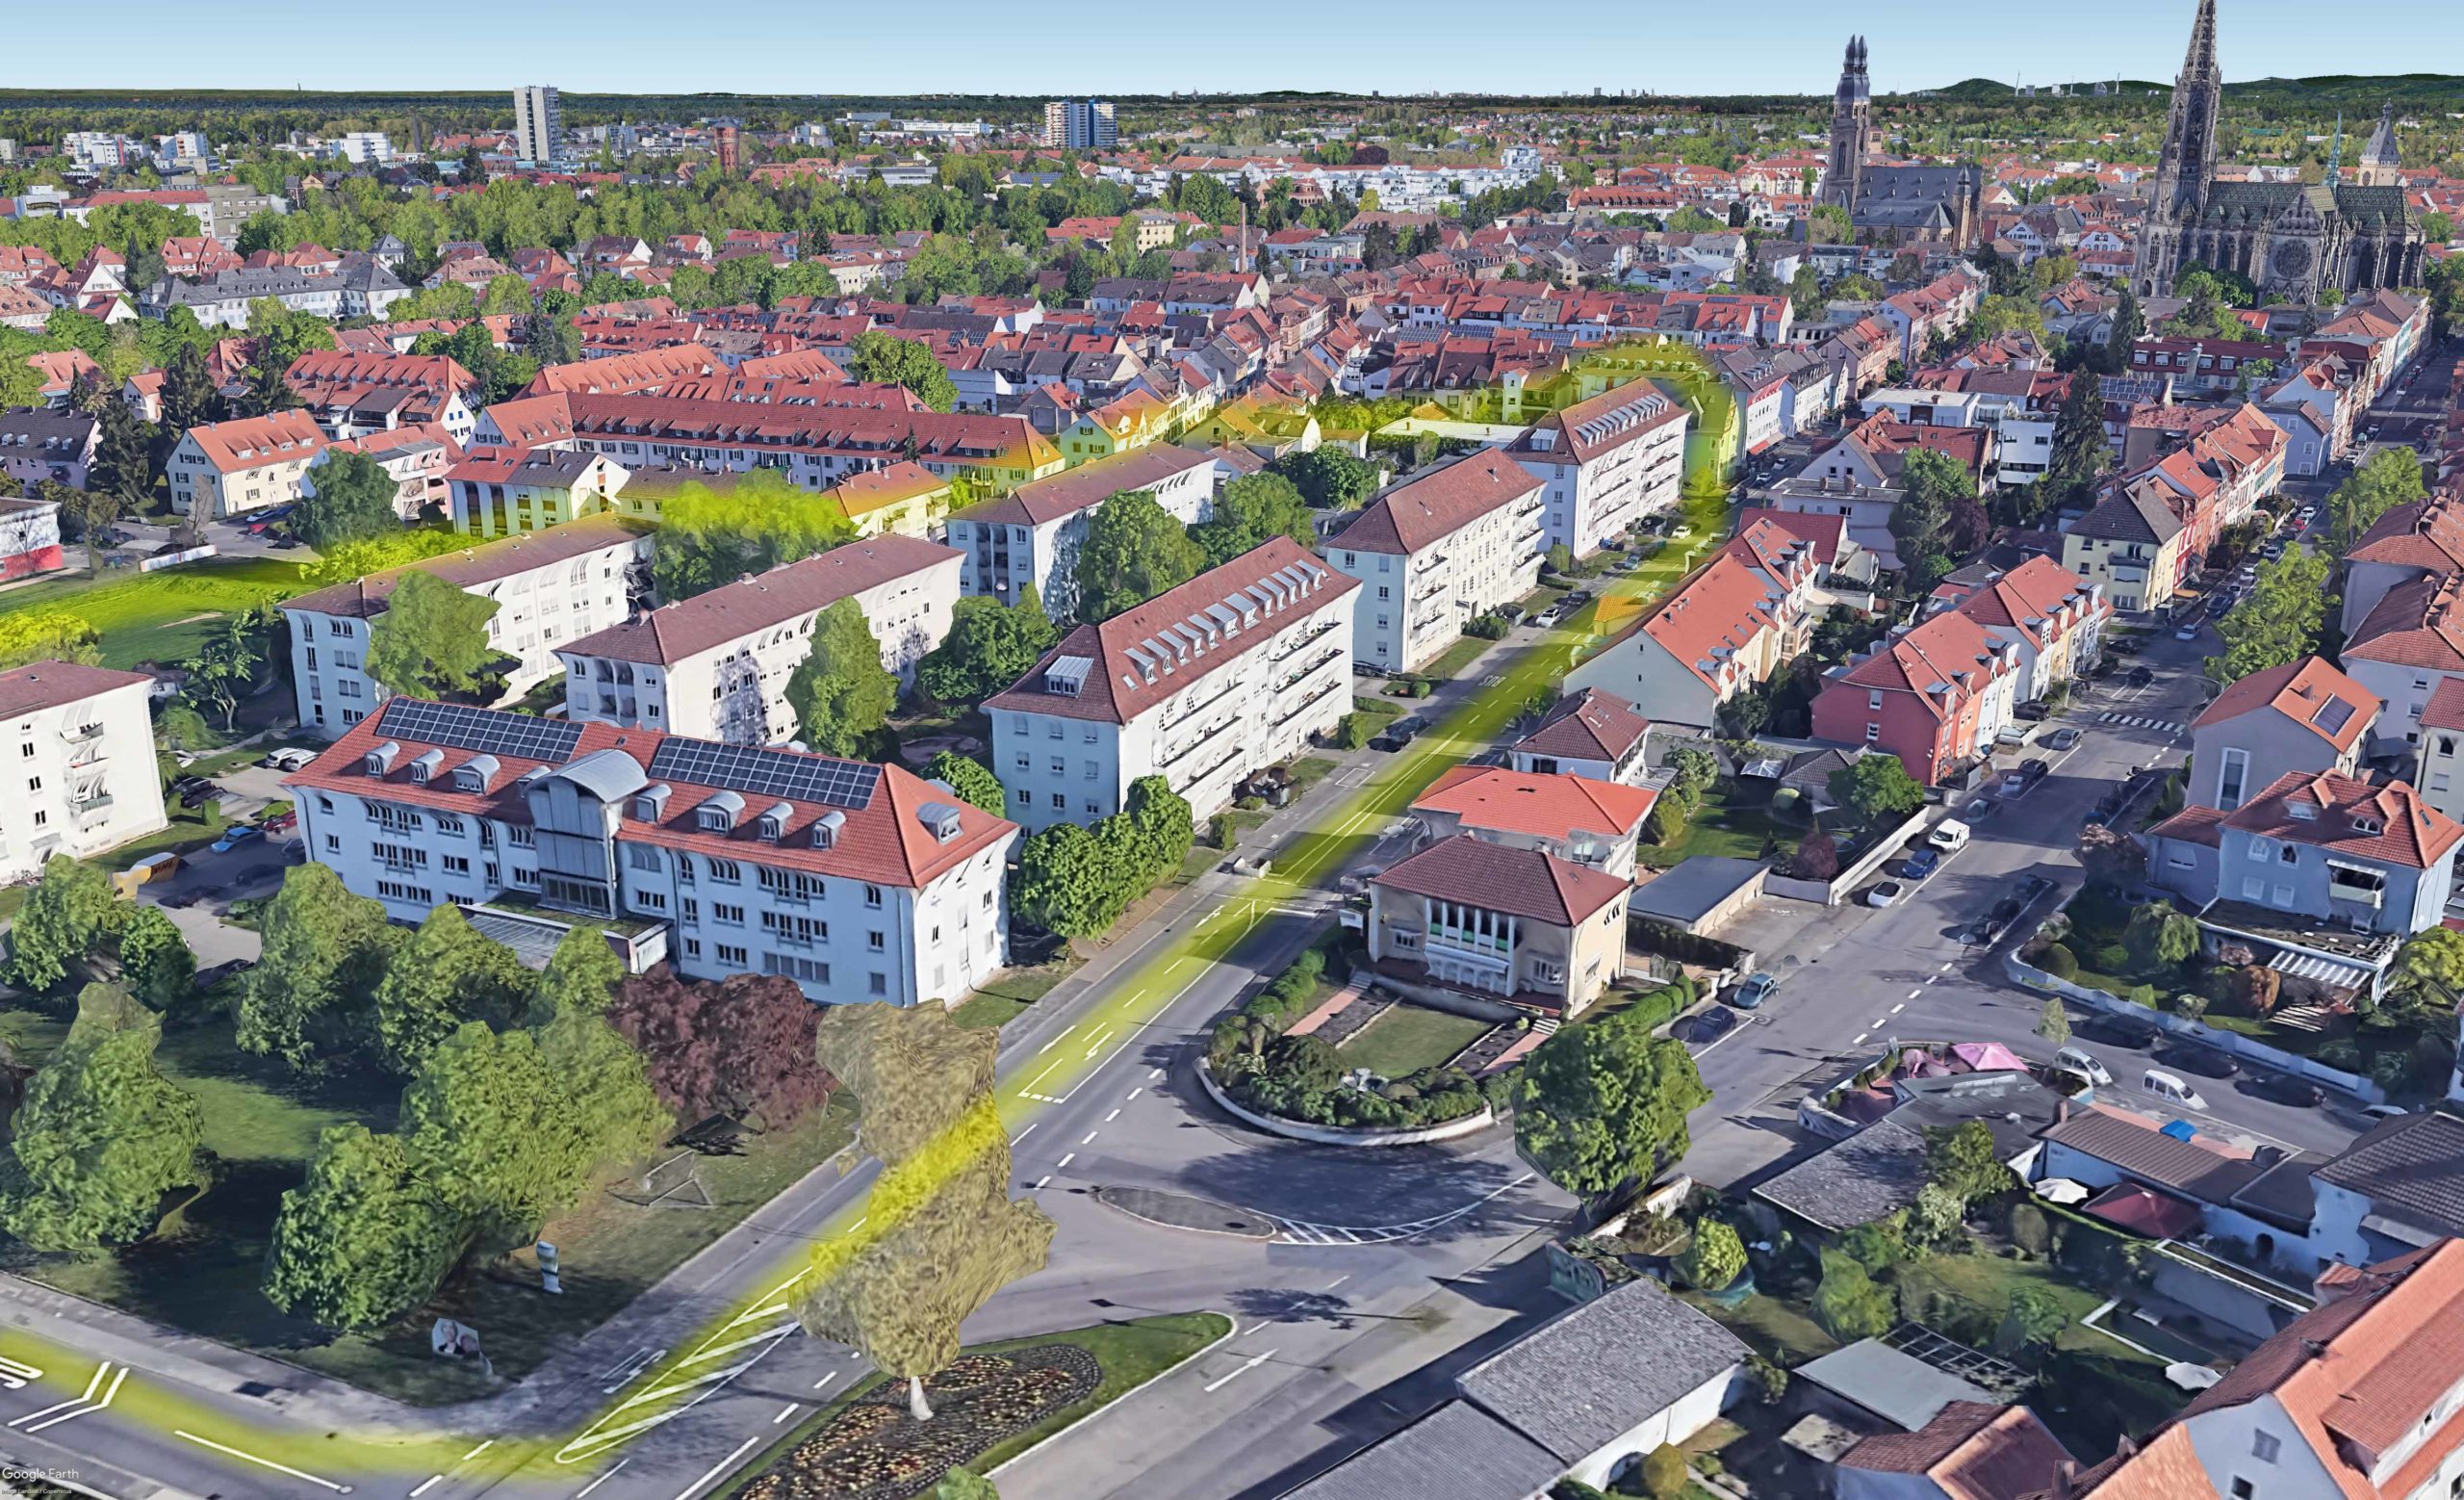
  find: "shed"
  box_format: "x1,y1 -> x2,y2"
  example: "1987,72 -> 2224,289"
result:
1629,855 -> 1767,935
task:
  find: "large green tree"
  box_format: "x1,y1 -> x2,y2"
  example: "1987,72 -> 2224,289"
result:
926,751 -> 1006,816
1927,1120 -> 2015,1207
116,905 -> 195,1011
1513,1013 -> 1709,1203
1194,473 -> 1316,568
915,587 -> 1058,706
2208,548 -> 2332,684
1076,488 -> 1203,623
2330,447 -> 2428,551
294,449 -> 405,551
1269,447 -> 1380,509
2384,926 -> 2464,1016
240,863 -> 404,1071
531,926 -> 628,1021
5,855 -> 127,992
372,905 -> 531,1073
0,984 -> 203,1251
262,1125 -> 465,1332
1829,753 -> 1926,825
0,611 -> 104,670
367,568 -> 503,701
845,331 -> 959,413
786,597 -> 898,758
1011,823 -> 1114,938
651,471 -> 857,600
1813,1249 -> 1897,1341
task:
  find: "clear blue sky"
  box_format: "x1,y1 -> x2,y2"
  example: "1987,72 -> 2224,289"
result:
18,0 -> 2453,98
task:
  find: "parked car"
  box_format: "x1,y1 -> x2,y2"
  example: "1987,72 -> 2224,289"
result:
2055,1046 -> 2115,1087
2081,1012 -> 2161,1049
2014,701 -> 2051,721
1866,880 -> 1905,908
2244,1073 -> 2324,1108
1531,605 -> 1566,629
258,747 -> 316,771
1899,846 -> 1941,879
1371,716 -> 1431,752
2157,1042 -> 2240,1079
1729,972 -> 1779,1010
2175,624 -> 2200,640
2125,666 -> 2156,687
258,810 -> 298,834
210,825 -> 264,854
1675,1008 -> 1739,1045
171,776 -> 218,808
1670,524 -> 1694,541
2045,727 -> 2083,751
2019,759 -> 2051,782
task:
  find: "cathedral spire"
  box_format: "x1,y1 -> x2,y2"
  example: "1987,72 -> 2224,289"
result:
2183,0 -> 2219,81
1823,35 -> 1873,213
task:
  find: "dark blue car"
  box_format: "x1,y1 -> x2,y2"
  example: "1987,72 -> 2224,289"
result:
1901,846 -> 1941,879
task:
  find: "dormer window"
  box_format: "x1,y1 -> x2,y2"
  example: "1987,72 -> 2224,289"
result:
407,749 -> 444,785
918,801 -> 965,844
2288,802 -> 2318,821
757,801 -> 792,843
696,789 -> 745,833
365,740 -> 400,776
810,810 -> 846,850
633,783 -> 672,821
2352,816 -> 2382,835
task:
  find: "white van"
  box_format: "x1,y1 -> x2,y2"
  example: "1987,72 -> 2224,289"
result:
2141,1068 -> 2207,1112
2055,1047 -> 2112,1087
1928,819 -> 1973,854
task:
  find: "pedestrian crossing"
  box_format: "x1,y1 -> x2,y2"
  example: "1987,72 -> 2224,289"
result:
2097,711 -> 2187,735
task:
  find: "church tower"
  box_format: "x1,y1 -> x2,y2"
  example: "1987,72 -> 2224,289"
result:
2356,101 -> 2402,187
2135,0 -> 2224,295
1822,37 -> 1871,215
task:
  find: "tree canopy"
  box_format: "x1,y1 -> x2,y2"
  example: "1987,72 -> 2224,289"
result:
786,597 -> 899,758
649,469 -> 857,601
1076,488 -> 1203,623
925,751 -> 1006,816
372,904 -> 532,1073
239,862 -> 405,1071
605,970 -> 836,1129
0,984 -> 203,1251
2207,548 -> 2332,685
1194,473 -> 1315,568
366,568 -> 503,701
915,586 -> 1057,706
293,449 -> 405,551
1829,753 -> 1926,825
1269,447 -> 1381,510
1513,1007 -> 1709,1203
845,331 -> 959,413
263,1125 -> 464,1333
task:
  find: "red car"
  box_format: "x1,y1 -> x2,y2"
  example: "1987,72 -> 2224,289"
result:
257,811 -> 298,835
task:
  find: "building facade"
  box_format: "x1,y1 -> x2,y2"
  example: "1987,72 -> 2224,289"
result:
944,445 -> 1218,623
1365,835 -> 1630,1019
0,661 -> 168,882
1324,450 -> 1545,673
167,409 -> 329,518
513,86 -> 563,165
1507,381 -> 1690,557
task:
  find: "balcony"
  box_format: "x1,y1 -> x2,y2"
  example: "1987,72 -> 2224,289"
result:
1268,619 -> 1341,665
1273,676 -> 1346,729
61,722 -> 105,743
1274,645 -> 1345,694
1425,929 -> 1512,972
69,791 -> 114,817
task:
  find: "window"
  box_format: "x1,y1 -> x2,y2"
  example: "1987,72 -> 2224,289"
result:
1864,722 -> 1881,743
2229,1482 -> 2253,1500
627,845 -> 663,871
2250,1433 -> 2279,1464
864,884 -> 883,908
2217,747 -> 2249,811
15,742 -> 29,759
717,944 -> 749,968
869,972 -> 887,996
713,903 -> 745,925
24,777 -> 38,792
867,931 -> 886,951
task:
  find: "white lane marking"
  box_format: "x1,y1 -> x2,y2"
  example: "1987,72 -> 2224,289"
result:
575,1461 -> 629,1498
1907,989 -> 1921,1000
774,1401 -> 802,1425
1126,1087 -> 1142,1100
1872,1018 -> 1886,1027
680,1322 -> 801,1368
1890,1003 -> 1905,1015
1082,1026 -> 1117,1058
173,1431 -> 351,1493
1854,1032 -> 1868,1045
1939,961 -> 1955,972
1926,974 -> 1938,985
1036,1025 -> 1078,1055
10,1361 -> 109,1430
1241,1322 -> 1270,1336
1324,1275 -> 1349,1290
1203,1350 -> 1276,1393
1056,1151 -> 1075,1169
812,1372 -> 840,1393
411,1477 -> 446,1497
1014,1122 -> 1038,1143
1031,1175 -> 1052,1190
1081,1130 -> 1098,1145
1104,1108 -> 1120,1122
461,1439 -> 495,1462
594,1347 -> 661,1384
16,1362 -> 126,1433
674,1435 -> 762,1500
1150,1067 -> 1165,1079
555,1327 -> 793,1463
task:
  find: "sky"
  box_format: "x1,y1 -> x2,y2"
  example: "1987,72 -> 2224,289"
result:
15,0 -> 2458,98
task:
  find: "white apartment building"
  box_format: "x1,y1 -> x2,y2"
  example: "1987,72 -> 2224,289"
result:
279,516 -> 653,738
286,699 -> 1019,1007
1507,381 -> 1690,556
556,535 -> 963,744
166,409 -> 328,518
513,86 -> 563,165
333,132 -> 393,165
987,537 -> 1357,833
944,445 -> 1217,623
0,661 -> 168,881
1324,450 -> 1544,672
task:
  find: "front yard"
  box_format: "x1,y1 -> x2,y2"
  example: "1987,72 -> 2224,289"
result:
1337,1004 -> 1493,1079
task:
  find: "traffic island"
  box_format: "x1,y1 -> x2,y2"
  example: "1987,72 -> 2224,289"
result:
1092,1185 -> 1279,1240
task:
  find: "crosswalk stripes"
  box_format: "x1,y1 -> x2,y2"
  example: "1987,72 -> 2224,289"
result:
2096,711 -> 2187,734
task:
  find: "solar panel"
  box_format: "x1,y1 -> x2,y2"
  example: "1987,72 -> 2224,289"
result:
377,700 -> 584,763
648,737 -> 883,811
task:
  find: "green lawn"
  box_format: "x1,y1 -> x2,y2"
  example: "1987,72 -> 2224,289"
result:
1640,786 -> 1794,870
1338,1004 -> 1493,1078
950,965 -> 1069,1030
1896,1254 -> 2157,1362
0,557 -> 311,669
719,1312 -> 1230,1498
1682,1288 -> 1839,1366
1287,756 -> 1340,792
1421,634 -> 1495,685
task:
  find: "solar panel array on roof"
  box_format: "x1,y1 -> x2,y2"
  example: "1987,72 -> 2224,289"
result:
648,737 -> 883,810
378,699 -> 585,763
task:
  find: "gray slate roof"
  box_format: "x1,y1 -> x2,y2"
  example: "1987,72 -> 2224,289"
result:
1796,1338 -> 1995,1433
1630,856 -> 1766,926
1276,1400 -> 1560,1500
1753,1120 -> 1932,1233
1455,1278 -> 1747,1464
2311,1106 -> 2464,1241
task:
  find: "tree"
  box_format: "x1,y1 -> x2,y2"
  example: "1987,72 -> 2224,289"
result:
793,1003 -> 1053,1420
2036,996 -> 2072,1050
116,905 -> 195,1010
262,1125 -> 464,1332
89,399 -> 156,514
605,970 -> 836,1128
926,751 -> 1006,816
1639,1444 -> 1691,1500
240,863 -> 404,1071
1077,488 -> 1204,623
786,597 -> 898,758
2124,899 -> 2199,970
2207,548 -> 2331,684
2076,820 -> 2147,892
2035,373 -> 2111,519
649,470 -> 857,601
1193,473 -> 1315,567
1996,1284 -> 2067,1355
1909,1181 -> 1967,1250
180,604 -> 276,732
1927,1120 -> 2014,1207
1812,1250 -> 1897,1341
2385,926 -> 2464,1015
523,310 -> 582,368
845,331 -> 958,412
1675,1219 -> 1745,1291
5,855 -> 127,992
159,341 -> 224,432
1829,753 -> 1925,826
2329,447 -> 2428,551
916,588 -> 1057,706
1012,823 -> 1115,938
0,984 -> 203,1251
293,449 -> 403,551
1891,449 -> 1975,580
0,611 -> 104,669
1514,1015 -> 1709,1203
1968,294 -> 2047,343
1270,447 -> 1380,509
532,927 -> 627,1020
372,906 -> 530,1073
367,569 -> 503,701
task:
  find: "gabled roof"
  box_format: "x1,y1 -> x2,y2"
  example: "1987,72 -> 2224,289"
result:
1371,834 -> 1628,929
1512,687 -> 1650,764
281,515 -> 651,620
556,535 -> 961,665
0,660 -> 153,720
2347,571 -> 2464,674
1331,450 -> 1537,556
1833,611 -> 2011,723
178,409 -> 327,473
1948,555 -> 2107,651
1839,1402 -> 2074,1500
949,445 -> 1215,529
1454,1278 -> 1747,1465
2217,770 -> 2464,871
2192,656 -> 2375,753
1412,765 -> 1656,843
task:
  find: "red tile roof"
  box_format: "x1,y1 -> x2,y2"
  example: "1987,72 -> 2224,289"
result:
557,534 -> 959,665
1412,765 -> 1656,843
1512,688 -> 1650,764
2219,770 -> 2464,870
180,409 -> 327,473
0,660 -> 152,720
2346,492 -> 2464,575
2422,676 -> 2464,735
951,445 -> 1215,529
1834,611 -> 2013,724
1948,555 -> 2110,652
1372,834 -> 1629,927
2193,656 -> 2376,753
1839,1402 -> 2074,1500
1331,450 -> 1539,556
2348,573 -> 2464,675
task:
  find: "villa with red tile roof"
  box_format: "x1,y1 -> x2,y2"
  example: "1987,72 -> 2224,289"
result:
165,409 -> 328,518
2188,656 -> 2379,814
1365,835 -> 1632,1019
1810,610 -> 2018,786
2146,770 -> 2463,940
1411,765 -> 1657,880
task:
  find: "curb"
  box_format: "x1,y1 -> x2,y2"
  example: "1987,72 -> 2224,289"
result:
1194,1058 -> 1496,1147
986,1311 -> 1238,1482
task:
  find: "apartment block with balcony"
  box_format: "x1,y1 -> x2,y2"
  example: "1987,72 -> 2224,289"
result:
1506,380 -> 1689,556
166,409 -> 328,519
279,516 -> 652,739
0,661 -> 167,881
555,535 -> 962,744
286,699 -> 1019,1007
1325,450 -> 1544,673
986,537 -> 1357,833
943,446 -> 1217,623
1364,835 -> 1630,1019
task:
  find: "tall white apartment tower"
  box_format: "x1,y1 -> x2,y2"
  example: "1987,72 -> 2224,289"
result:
1042,100 -> 1116,151
513,86 -> 562,165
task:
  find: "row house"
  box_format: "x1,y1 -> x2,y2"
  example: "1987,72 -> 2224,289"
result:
283,350 -> 480,445
2125,337 -> 2285,398
526,345 -> 730,398
1505,380 -> 1691,557
2346,493 -> 2464,635
1810,610 -> 2018,787
2344,572 -> 2464,755
279,515 -> 652,738
555,535 -> 962,744
167,409 -> 328,519
826,462 -> 949,542
944,445 -> 1218,623
1878,271 -> 1986,365
1566,514 -> 1827,731
1713,349 -> 1789,458
0,661 -> 168,882
2145,771 -> 2462,943
141,261 -> 411,328
1323,450 -> 1546,673
446,449 -> 629,537
2188,655 -> 2378,815
159,236 -> 242,279
286,700 -> 1018,1007
1931,554 -> 2111,704
987,537 -> 1357,834
2062,405 -> 2286,611
2258,355 -> 2367,477
556,395 -> 1065,495
2062,479 -> 2190,614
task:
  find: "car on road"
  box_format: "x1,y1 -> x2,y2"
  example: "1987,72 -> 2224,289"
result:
2014,701 -> 2051,721
2125,666 -> 2156,687
1899,846 -> 1941,879
2044,727 -> 2083,751
1999,771 -> 2033,799
2080,1012 -> 2161,1049
2107,635 -> 2143,656
2157,1041 -> 2240,1079
2243,1073 -> 2324,1108
210,825 -> 265,854
1371,715 -> 1431,752
2019,758 -> 2051,782
1729,972 -> 1779,1010
1866,880 -> 1904,908
1962,794 -> 1997,822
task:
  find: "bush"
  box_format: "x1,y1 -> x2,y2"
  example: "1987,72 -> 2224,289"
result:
1645,797 -> 1690,847
1406,677 -> 1433,698
1746,1354 -> 1789,1402
1640,1444 -> 1691,1500
1332,712 -> 1372,750
2010,1201 -> 2052,1258
2317,1038 -> 2362,1072
2172,993 -> 2209,1022
2039,944 -> 2079,979
2090,943 -> 2133,973
2125,983 -> 2159,1010
1465,613 -> 1510,640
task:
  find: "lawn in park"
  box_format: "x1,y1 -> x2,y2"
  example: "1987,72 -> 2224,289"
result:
0,557 -> 310,669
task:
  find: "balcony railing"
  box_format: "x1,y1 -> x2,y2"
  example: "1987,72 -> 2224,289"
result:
62,722 -> 105,743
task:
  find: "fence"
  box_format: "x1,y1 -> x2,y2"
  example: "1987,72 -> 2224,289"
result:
2002,952 -> 2385,1104
1764,809 -> 1928,907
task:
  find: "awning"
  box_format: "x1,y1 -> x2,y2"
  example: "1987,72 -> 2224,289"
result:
2083,1182 -> 2205,1240
2266,947 -> 2377,989
2035,1177 -> 2092,1206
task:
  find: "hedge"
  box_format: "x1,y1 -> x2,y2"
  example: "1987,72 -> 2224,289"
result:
1627,918 -> 1751,972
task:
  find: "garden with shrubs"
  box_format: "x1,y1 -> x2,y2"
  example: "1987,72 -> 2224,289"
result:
1205,944 -> 1499,1130
1637,742 -> 1927,881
